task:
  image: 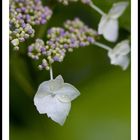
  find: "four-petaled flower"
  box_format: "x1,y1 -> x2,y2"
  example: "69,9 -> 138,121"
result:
34,75 -> 80,125
98,2 -> 128,42
108,40 -> 130,70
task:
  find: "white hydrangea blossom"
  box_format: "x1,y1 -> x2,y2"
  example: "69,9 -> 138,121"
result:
34,75 -> 80,125
98,2 -> 128,42
108,40 -> 130,70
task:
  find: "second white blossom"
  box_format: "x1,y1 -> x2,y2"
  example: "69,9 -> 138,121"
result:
98,2 -> 128,42
108,40 -> 130,70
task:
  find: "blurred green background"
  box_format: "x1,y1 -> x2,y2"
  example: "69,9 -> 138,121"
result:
10,0 -> 131,140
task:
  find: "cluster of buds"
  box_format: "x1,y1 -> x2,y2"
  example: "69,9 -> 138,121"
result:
28,39 -> 45,60
64,18 -> 96,47
10,0 -> 53,50
28,18 -> 97,70
28,39 -> 50,70
57,0 -> 91,5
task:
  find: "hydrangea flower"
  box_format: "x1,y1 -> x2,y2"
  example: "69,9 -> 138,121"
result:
98,2 -> 128,42
34,75 -> 80,125
108,40 -> 130,70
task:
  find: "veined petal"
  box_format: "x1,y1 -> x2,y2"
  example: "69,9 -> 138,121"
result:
35,75 -> 64,97
48,75 -> 64,91
35,81 -> 52,98
109,2 -> 129,19
55,83 -> 80,102
34,94 -> 71,125
113,40 -> 130,55
102,19 -> 118,42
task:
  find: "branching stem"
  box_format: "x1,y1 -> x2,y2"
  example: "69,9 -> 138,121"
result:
94,41 -> 112,51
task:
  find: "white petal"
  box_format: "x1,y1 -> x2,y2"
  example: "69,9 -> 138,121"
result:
55,75 -> 64,82
55,83 -> 80,102
34,94 -> 50,114
113,40 -> 130,55
103,19 -> 119,42
35,75 -> 64,97
117,55 -> 129,70
98,15 -> 108,35
34,94 -> 71,125
35,81 -> 52,98
48,75 -> 64,91
109,2 -> 129,19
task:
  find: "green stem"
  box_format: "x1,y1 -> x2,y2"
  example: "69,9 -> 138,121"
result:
94,41 -> 112,51
50,65 -> 53,80
89,2 -> 106,16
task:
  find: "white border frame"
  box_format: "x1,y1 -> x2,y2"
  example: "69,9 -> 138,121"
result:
2,0 -> 138,140
131,0 -> 138,139
2,0 -> 9,139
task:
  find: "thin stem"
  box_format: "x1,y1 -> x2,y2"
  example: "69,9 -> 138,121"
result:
89,2 -> 106,16
94,41 -> 112,51
49,65 -> 53,80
